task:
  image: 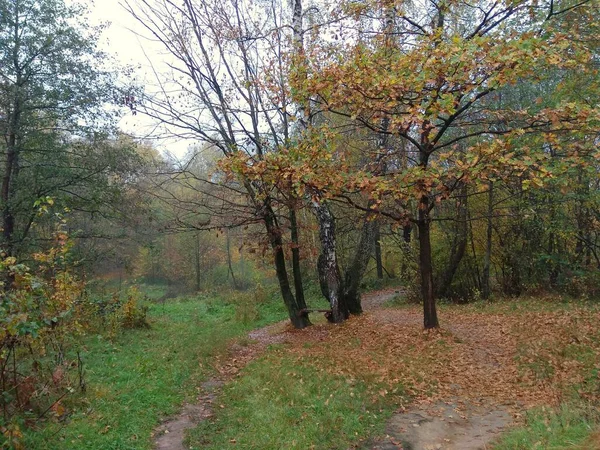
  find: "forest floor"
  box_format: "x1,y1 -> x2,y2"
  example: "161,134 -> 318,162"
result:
155,289 -> 600,450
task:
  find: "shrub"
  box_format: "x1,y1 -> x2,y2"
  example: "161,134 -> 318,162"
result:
0,232 -> 88,446
0,231 -> 150,447
120,287 -> 150,329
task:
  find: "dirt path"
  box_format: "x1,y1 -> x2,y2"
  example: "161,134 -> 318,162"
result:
154,381 -> 222,450
154,288 -> 522,450
361,287 -> 404,311
357,289 -> 517,449
153,321 -> 293,450
366,400 -> 513,450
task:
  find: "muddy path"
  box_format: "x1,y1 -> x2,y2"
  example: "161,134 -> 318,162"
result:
365,399 -> 513,450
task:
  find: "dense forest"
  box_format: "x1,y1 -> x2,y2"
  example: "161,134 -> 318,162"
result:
0,0 -> 599,448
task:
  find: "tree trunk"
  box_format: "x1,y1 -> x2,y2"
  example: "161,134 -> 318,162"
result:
417,196 -> 439,329
195,231 -> 201,291
547,199 -> 560,288
344,215 -> 377,315
437,183 -> 468,299
2,79 -> 20,257
225,228 -> 238,289
289,206 -> 307,310
313,200 -> 347,323
374,221 -> 384,279
317,253 -> 330,302
482,181 -> 493,299
399,224 -> 412,279
1,146 -> 16,257
264,201 -> 310,328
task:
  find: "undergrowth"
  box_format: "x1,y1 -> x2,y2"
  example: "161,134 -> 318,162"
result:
17,287 -> 600,449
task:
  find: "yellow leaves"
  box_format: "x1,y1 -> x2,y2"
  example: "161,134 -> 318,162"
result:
3,256 -> 17,266
522,177 -> 544,190
1,421 -> 25,450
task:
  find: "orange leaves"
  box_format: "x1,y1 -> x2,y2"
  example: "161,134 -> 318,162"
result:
218,126 -> 352,198
277,299 -> 600,410
270,0 -> 600,227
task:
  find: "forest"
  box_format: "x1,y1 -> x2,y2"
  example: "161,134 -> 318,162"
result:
0,0 -> 599,448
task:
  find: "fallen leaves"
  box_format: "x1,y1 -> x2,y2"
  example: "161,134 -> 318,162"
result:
275,300 -> 600,412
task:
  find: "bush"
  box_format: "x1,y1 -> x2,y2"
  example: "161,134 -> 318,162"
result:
0,233 -> 88,447
563,270 -> 600,300
0,232 -> 150,448
120,287 -> 150,329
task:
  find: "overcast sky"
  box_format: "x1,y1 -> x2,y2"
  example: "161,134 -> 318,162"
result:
88,0 -> 194,158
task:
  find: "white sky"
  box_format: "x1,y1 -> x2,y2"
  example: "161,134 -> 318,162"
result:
88,0 -> 194,158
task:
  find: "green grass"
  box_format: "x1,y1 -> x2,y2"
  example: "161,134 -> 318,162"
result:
187,352 -> 404,450
135,282 -> 170,301
21,286 -> 600,450
22,290 -> 287,450
493,405 -> 598,449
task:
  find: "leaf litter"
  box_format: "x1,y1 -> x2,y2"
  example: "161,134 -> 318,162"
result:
154,290 -> 600,450
276,295 -> 600,449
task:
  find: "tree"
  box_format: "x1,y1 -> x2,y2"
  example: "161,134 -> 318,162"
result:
0,0 -> 129,258
284,0 -> 600,327
124,0 -> 312,328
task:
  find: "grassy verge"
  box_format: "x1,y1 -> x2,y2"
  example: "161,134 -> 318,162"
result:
384,292 -> 600,314
22,289 -> 287,450
187,350 -> 404,450
493,405 -> 599,449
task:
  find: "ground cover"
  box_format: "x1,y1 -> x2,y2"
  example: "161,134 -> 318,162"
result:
187,293 -> 600,449
21,289 -> 287,450
21,287 -> 600,450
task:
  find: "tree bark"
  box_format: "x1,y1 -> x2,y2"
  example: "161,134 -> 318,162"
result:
343,215 -> 377,314
374,221 -> 384,279
289,206 -> 307,310
437,183 -> 468,299
317,253 -> 330,302
1,144 -> 17,257
417,196 -> 439,329
313,200 -> 347,323
2,51 -> 21,257
482,181 -> 493,299
264,201 -> 310,328
225,228 -> 238,289
195,231 -> 201,291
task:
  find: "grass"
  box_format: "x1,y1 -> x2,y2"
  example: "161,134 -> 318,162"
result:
187,351 -> 403,450
22,289 -> 287,450
19,285 -> 600,449
493,405 -> 599,449
384,290 -> 600,315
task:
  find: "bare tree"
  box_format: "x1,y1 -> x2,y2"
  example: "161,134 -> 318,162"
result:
123,0 -> 312,327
